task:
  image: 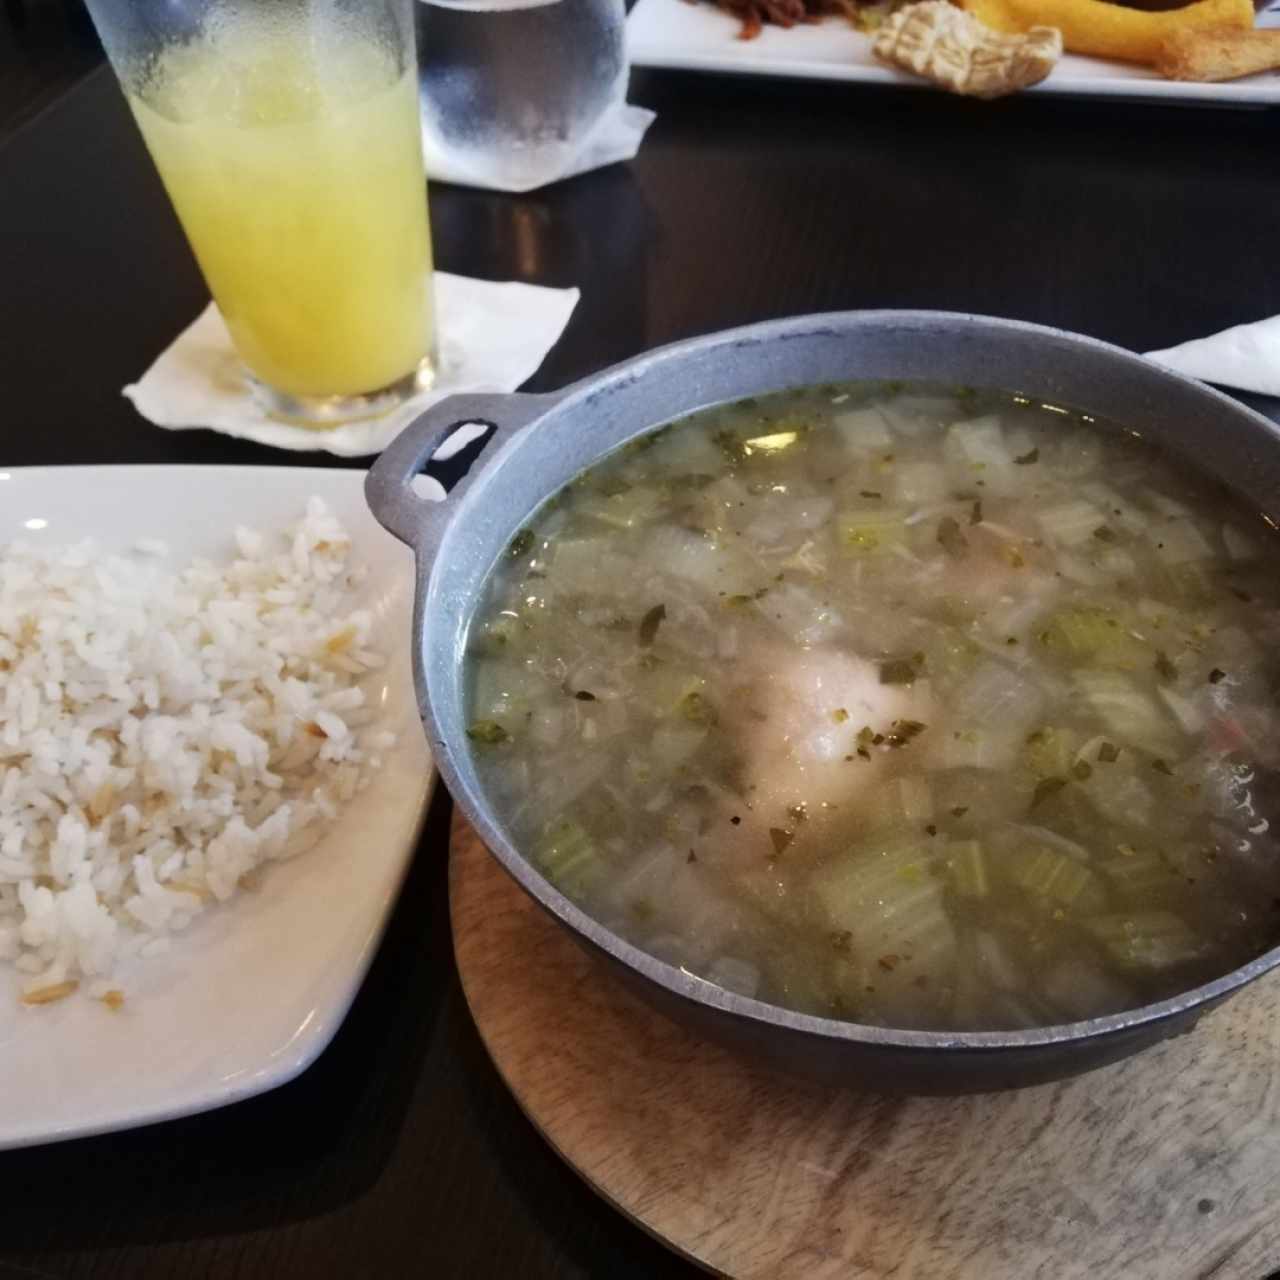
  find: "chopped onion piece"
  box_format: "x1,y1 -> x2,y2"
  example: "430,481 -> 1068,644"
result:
646,526 -> 726,590
1087,911 -> 1204,972
1147,492 -> 1192,518
974,931 -> 1022,991
953,661 -> 1045,735
834,408 -> 893,452
1074,671 -> 1174,753
946,416 -> 1011,468
931,726 -> 1021,772
705,956 -> 761,998
1085,768 -> 1155,830
1151,519 -> 1214,565
1081,483 -> 1148,530
1056,552 -> 1108,587
1098,549 -> 1138,579
1041,959 -> 1133,1021
757,582 -> 844,647
892,462 -> 949,506
1037,499 -> 1106,548
1222,523 -> 1260,561
1158,686 -> 1207,736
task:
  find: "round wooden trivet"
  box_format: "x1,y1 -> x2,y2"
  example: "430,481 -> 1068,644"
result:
450,811 -> 1280,1279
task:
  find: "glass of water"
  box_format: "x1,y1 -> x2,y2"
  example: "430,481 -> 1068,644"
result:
416,0 -> 628,191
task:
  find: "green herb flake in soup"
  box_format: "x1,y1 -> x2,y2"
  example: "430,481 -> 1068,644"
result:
463,380 -> 1280,1031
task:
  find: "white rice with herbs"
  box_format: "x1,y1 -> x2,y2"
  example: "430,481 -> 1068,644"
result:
0,498 -> 393,1006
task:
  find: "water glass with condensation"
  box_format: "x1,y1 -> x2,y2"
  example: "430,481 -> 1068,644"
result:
416,0 -> 628,191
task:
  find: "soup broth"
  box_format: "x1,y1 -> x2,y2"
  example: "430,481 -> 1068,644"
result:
464,382 -> 1280,1031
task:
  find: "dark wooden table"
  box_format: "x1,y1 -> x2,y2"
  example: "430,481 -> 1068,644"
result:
1,61 -> 1279,1280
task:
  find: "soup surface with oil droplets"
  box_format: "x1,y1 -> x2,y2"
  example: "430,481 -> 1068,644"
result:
464,382 -> 1280,1031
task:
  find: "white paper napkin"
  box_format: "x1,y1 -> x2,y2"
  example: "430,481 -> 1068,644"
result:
1145,315 -> 1280,399
421,103 -> 656,193
123,272 -> 580,458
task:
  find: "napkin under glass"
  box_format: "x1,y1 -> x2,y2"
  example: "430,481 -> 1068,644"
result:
124,272 -> 580,458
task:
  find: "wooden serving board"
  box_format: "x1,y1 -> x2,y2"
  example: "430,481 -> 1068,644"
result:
450,811 -> 1280,1280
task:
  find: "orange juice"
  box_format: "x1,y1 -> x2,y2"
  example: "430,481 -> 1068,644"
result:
130,22 -> 433,403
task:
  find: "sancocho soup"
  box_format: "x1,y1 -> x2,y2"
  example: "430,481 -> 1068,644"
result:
462,381 -> 1280,1031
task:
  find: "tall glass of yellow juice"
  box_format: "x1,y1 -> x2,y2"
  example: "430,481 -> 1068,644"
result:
85,0 -> 435,425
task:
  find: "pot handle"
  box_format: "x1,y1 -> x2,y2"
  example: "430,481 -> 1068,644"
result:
365,391 -> 561,553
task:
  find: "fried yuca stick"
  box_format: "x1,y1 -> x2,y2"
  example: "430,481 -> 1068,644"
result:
1156,26 -> 1280,79
957,0 -> 1253,65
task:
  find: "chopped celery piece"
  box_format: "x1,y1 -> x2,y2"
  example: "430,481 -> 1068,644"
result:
1086,912 -> 1204,972
837,507 -> 909,553
1014,845 -> 1107,913
814,845 -> 955,973
947,839 -> 989,898
1036,499 -> 1107,547
869,776 -> 933,829
467,719 -> 510,746
814,845 -> 936,922
1041,606 -> 1148,670
534,819 -> 602,896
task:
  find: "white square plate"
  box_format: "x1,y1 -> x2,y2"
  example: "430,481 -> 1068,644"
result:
0,465 -> 434,1149
628,0 -> 1280,106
